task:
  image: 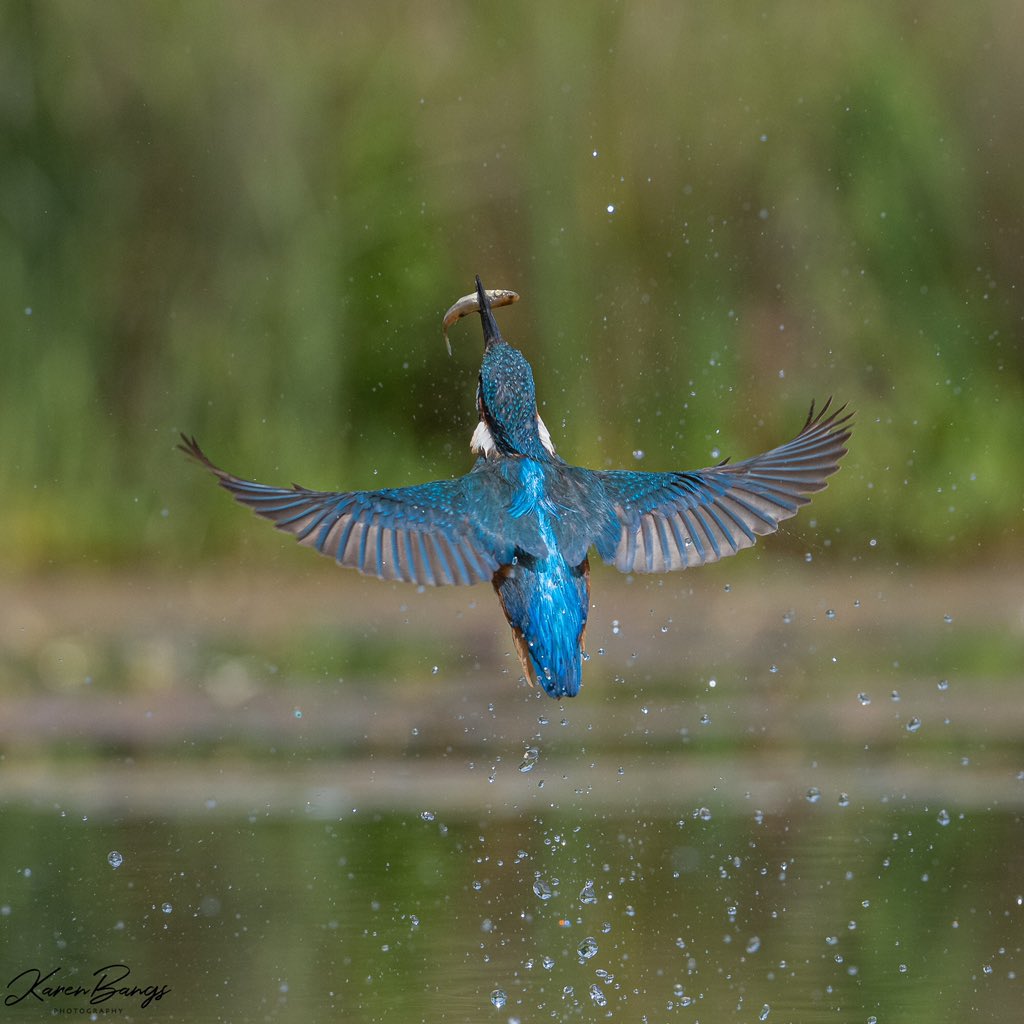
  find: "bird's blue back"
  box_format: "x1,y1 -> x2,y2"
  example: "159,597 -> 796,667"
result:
491,458 -> 590,698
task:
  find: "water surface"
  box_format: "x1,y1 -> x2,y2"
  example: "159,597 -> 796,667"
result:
1,566 -> 1021,1021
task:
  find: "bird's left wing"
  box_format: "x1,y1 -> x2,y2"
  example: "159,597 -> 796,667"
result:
180,436 -> 507,586
592,400 -> 852,573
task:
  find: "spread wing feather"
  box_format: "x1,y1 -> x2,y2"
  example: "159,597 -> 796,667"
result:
593,399 -> 853,573
180,436 -> 506,586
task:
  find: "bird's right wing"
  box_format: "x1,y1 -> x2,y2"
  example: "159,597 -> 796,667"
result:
592,400 -> 853,573
180,437 -> 512,586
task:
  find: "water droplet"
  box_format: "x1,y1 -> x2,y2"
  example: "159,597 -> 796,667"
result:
804,552 -> 813,562
577,936 -> 599,961
898,963 -> 908,974
857,693 -> 871,706
542,955 -> 555,969
606,204 -> 616,215
768,664 -> 779,674
695,806 -> 712,821
746,936 -> 761,954
937,808 -> 951,826
420,810 -> 435,822
906,717 -> 922,733
431,665 -> 439,675
943,614 -> 953,624
533,877 -> 553,901
826,609 -> 836,620
806,787 -> 821,804
490,989 -> 506,1009
699,713 -> 711,726
759,1004 -> 771,1021
589,983 -> 607,1007
891,690 -> 901,702
292,707 -> 303,719
632,449 -> 644,460
579,880 -> 598,905
107,851 -> 123,870
519,747 -> 539,773
782,610 -> 794,624
838,792 -> 850,808
937,679 -> 949,691
161,903 -> 173,914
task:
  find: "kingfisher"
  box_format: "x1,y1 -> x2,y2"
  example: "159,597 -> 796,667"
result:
182,277 -> 852,699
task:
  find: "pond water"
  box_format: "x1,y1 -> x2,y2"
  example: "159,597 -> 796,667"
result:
0,566 -> 1021,1022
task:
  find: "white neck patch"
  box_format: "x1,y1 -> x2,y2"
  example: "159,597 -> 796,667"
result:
536,414 -> 557,456
470,419 -> 497,456
470,415 -> 558,457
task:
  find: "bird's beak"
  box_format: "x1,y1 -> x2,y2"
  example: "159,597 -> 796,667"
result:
475,275 -> 503,351
441,280 -> 519,356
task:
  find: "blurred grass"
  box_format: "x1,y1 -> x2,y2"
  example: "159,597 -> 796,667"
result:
1,1 -> 1021,570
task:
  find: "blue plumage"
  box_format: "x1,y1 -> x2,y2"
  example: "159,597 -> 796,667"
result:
182,277 -> 852,698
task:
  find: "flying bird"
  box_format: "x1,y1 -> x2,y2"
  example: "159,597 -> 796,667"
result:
182,278 -> 851,698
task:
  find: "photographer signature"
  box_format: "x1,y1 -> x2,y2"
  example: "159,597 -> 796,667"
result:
5,963 -> 170,1009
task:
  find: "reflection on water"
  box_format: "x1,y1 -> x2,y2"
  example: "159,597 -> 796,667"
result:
0,568 -> 1021,1021
1,797 -> 1020,1022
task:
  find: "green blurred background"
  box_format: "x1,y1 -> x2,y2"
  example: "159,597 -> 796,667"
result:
2,8 -> 1022,1020
1,0 -> 1021,570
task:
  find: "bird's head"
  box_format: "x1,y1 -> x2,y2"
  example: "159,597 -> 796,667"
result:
444,277 -> 556,460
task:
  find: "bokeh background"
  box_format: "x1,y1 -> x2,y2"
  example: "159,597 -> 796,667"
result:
2,0 -> 1022,567
1,3 -> 1022,1022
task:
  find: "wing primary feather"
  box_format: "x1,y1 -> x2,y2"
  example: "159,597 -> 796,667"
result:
717,490 -> 781,530
701,502 -> 741,553
415,532 -> 436,587
640,515 -> 656,572
360,520 -> 374,574
181,435 -> 503,587
660,516 -> 675,570
428,532 -> 454,585
445,537 -> 472,586
666,513 -> 691,567
399,529 -> 416,582
678,509 -> 705,563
